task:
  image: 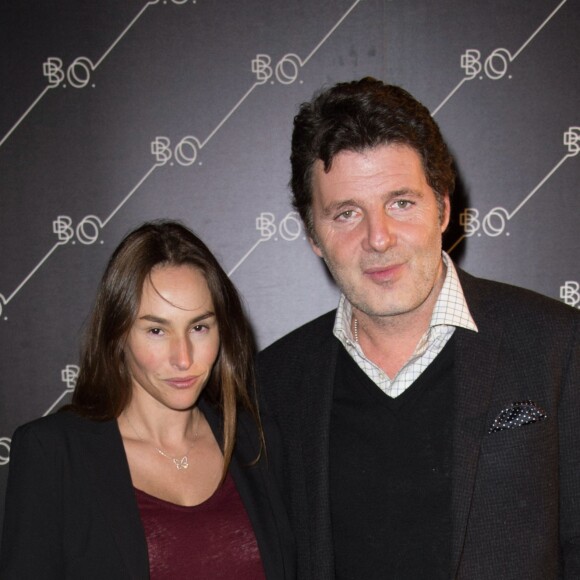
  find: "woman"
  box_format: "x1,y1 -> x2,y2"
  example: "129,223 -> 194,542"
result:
0,220 -> 295,579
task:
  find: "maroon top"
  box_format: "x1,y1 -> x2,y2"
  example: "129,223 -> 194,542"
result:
135,472 -> 266,579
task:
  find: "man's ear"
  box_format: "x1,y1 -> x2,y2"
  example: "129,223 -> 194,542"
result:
440,194 -> 451,233
308,235 -> 323,258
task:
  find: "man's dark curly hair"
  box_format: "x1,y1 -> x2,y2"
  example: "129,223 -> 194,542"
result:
290,77 -> 455,237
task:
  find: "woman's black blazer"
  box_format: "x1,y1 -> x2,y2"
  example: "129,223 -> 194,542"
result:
0,399 -> 296,579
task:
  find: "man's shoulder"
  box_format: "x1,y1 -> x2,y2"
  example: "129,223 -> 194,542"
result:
258,309 -> 337,367
458,268 -> 579,323
257,311 -> 338,409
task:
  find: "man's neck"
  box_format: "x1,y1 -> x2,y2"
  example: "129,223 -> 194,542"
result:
354,309 -> 431,379
353,263 -> 446,379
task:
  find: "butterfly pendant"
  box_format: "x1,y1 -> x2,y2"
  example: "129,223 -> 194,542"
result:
173,456 -> 189,470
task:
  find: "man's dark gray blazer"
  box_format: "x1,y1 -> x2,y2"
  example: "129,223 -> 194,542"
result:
257,269 -> 580,579
0,397 -> 296,579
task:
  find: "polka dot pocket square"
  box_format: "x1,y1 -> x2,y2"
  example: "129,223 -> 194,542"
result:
488,400 -> 547,434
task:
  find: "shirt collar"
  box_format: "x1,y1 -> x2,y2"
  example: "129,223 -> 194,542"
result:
333,252 -> 478,346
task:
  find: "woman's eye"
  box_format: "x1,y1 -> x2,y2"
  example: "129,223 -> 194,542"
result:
192,324 -> 208,333
148,328 -> 163,335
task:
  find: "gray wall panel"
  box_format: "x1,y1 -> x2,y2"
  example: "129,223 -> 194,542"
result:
1,0 -> 578,535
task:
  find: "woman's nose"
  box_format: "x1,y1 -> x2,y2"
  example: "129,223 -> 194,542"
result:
170,336 -> 193,370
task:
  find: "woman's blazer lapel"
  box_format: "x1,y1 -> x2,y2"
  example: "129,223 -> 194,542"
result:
76,418 -> 150,578
200,398 -> 296,579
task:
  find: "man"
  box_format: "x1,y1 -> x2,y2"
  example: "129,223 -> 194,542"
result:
258,77 -> 580,579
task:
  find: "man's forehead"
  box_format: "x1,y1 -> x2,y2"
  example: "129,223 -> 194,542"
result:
319,143 -> 422,171
313,144 -> 426,187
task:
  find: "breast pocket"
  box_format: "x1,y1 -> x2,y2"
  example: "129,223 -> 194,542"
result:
477,419 -> 558,496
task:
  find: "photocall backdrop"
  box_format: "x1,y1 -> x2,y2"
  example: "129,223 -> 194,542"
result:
1,0 -> 578,534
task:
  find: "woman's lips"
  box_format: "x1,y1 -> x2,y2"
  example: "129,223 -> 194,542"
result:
164,376 -> 198,389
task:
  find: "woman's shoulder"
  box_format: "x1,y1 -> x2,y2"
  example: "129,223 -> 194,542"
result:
12,410 -> 116,444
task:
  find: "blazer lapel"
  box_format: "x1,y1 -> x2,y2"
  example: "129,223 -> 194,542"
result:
78,420 -> 150,579
450,273 -> 504,576
201,400 -> 295,580
299,331 -> 340,577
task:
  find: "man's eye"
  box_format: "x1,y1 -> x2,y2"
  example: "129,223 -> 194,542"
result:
337,210 -> 356,220
394,200 -> 413,209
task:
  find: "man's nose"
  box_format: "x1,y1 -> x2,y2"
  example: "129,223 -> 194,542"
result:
364,212 -> 396,252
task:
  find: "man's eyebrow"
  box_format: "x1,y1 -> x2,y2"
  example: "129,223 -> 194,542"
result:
388,188 -> 424,198
138,311 -> 216,325
321,199 -> 359,217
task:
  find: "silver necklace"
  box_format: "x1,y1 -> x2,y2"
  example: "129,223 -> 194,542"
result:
353,317 -> 359,343
124,409 -> 200,471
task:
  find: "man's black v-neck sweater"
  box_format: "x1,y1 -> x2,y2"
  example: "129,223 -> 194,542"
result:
330,335 -> 455,579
